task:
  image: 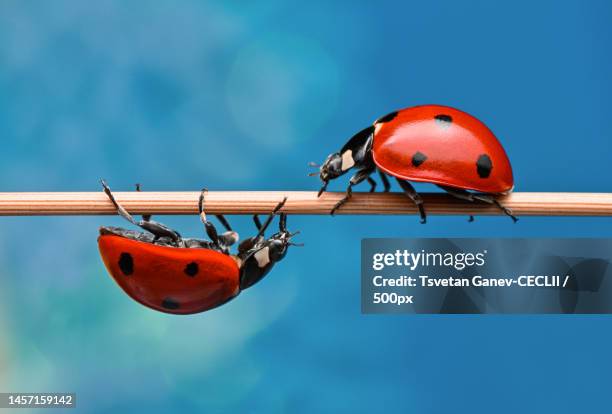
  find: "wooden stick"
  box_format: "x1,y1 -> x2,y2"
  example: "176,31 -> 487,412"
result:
0,191 -> 611,216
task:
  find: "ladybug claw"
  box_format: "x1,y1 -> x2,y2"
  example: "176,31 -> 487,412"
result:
499,204 -> 518,223
506,209 -> 518,223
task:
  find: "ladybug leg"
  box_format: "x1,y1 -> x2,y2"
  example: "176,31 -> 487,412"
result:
278,213 -> 301,245
438,185 -> 476,222
438,185 -> 518,223
101,180 -> 182,244
330,167 -> 375,215
317,181 -> 329,198
378,170 -> 391,192
213,214 -> 239,246
198,189 -> 232,250
135,183 -> 152,222
239,198 -> 287,254
215,214 -> 232,232
253,215 -> 263,231
279,211 -> 287,232
473,194 -> 518,223
241,215 -> 265,251
254,197 -> 288,238
366,177 -> 377,193
396,179 -> 426,224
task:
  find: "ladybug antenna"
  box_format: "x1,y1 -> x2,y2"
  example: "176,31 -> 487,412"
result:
308,161 -> 320,168
308,172 -> 318,177
287,230 -> 302,246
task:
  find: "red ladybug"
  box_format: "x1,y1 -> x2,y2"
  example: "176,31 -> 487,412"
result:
311,104 -> 515,222
98,181 -> 298,314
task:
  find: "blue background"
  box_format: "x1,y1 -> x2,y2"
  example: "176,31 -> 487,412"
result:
1,1 -> 611,412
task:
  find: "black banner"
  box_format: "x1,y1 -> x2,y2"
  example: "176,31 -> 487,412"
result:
361,239 -> 612,314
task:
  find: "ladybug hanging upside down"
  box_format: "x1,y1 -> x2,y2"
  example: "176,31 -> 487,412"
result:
98,181 -> 299,314
311,104 -> 516,223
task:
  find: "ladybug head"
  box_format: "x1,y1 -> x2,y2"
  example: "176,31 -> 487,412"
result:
238,213 -> 301,290
309,153 -> 344,195
267,220 -> 301,261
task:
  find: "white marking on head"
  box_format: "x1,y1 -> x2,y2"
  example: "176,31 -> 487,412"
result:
254,246 -> 271,268
341,150 -> 355,171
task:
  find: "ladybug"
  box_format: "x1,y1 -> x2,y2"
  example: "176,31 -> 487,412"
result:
97,181 -> 299,314
311,104 -> 516,223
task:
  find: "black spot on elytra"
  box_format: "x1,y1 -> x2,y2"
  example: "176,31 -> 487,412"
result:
375,111 -> 398,124
118,252 -> 133,275
184,262 -> 199,277
162,298 -> 180,310
412,151 -> 427,167
434,114 -> 453,128
476,154 -> 493,178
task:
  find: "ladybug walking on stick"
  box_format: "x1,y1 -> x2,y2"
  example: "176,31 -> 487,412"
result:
311,105 -> 516,223
98,181 -> 299,314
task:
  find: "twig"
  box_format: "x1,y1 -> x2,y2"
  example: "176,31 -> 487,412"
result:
0,191 -> 611,216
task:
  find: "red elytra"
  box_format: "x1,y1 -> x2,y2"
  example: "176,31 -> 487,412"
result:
99,234 -> 240,314
372,105 -> 513,193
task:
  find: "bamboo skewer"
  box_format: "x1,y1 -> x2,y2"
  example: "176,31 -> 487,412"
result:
0,191 -> 611,216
